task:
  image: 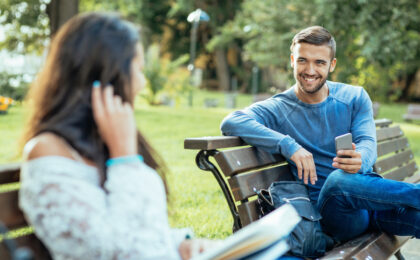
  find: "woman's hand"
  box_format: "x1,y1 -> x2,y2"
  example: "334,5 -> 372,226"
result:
91,81 -> 137,158
178,239 -> 222,260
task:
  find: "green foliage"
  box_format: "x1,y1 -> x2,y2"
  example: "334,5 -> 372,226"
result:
2,101 -> 420,238
318,0 -> 420,101
211,0 -> 420,101
142,44 -> 190,105
0,71 -> 29,101
0,0 -> 50,54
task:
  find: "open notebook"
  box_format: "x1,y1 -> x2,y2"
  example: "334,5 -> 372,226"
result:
192,204 -> 301,260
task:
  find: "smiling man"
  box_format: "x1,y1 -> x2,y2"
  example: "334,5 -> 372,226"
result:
221,26 -> 420,245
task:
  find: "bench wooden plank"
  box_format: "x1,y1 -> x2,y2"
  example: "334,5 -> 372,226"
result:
214,147 -> 285,177
376,126 -> 403,142
184,136 -> 245,150
237,200 -> 259,227
382,161 -> 418,181
374,118 -> 392,128
351,234 -> 410,260
228,165 -> 293,201
374,149 -> 413,174
377,137 -> 409,157
321,233 -> 409,260
403,104 -> 420,121
0,163 -> 20,185
0,190 -> 27,229
321,233 -> 378,260
405,173 -> 420,183
0,233 -> 52,260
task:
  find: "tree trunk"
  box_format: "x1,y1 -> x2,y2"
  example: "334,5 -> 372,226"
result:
47,0 -> 79,36
214,48 -> 230,91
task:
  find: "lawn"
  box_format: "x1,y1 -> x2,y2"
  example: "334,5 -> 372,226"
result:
1,94 -> 419,240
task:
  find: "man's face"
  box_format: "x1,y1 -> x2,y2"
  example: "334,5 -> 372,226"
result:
291,43 -> 336,94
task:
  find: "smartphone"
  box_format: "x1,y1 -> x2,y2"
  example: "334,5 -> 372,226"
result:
335,133 -> 353,158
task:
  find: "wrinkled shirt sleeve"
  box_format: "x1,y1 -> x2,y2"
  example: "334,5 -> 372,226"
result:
220,100 -> 301,159
351,89 -> 377,173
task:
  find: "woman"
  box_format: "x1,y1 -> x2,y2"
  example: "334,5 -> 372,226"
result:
19,12 -> 213,260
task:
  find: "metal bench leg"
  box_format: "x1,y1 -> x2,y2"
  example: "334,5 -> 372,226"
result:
195,150 -> 242,231
394,250 -> 405,260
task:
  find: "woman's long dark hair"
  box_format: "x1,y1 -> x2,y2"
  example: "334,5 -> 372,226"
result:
22,12 -> 168,191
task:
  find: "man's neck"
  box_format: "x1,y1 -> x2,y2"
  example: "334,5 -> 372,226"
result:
294,83 -> 329,104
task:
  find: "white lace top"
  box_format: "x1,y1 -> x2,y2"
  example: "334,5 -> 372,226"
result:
19,156 -> 191,260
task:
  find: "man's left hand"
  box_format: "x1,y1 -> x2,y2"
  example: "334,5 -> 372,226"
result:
332,143 -> 362,173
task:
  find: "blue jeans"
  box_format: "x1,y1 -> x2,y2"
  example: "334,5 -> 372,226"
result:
316,169 -> 420,242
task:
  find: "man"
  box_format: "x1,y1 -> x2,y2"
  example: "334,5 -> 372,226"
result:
221,26 -> 420,242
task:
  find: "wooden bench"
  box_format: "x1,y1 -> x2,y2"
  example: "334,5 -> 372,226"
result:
184,118 -> 419,260
373,102 -> 380,118
403,104 -> 420,121
0,163 -> 51,260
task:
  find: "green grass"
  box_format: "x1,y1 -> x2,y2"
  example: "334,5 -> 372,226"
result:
1,95 -> 420,239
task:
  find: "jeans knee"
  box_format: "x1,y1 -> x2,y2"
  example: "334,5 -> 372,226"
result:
321,169 -> 348,194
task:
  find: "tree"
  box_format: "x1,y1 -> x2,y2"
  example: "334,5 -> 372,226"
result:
0,0 -> 78,53
210,0 -> 420,100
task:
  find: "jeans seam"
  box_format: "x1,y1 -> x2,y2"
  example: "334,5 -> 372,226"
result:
374,216 -> 420,234
318,191 -> 410,215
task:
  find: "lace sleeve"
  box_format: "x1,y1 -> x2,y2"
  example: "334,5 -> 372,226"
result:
19,157 -> 183,260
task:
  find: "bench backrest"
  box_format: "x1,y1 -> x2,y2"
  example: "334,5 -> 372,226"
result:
407,104 -> 420,115
0,163 -> 51,260
185,119 -> 419,228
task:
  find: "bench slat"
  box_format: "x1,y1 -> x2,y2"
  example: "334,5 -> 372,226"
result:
374,149 -> 413,174
184,136 -> 245,150
321,233 -> 409,260
0,233 -> 52,260
0,190 -> 27,229
228,165 -> 293,201
214,147 -> 285,177
374,118 -> 392,128
351,234 -> 410,260
382,161 -> 418,181
0,163 -> 20,185
377,137 -> 409,157
376,126 -> 403,142
321,233 -> 377,260
237,200 -> 259,227
405,173 -> 420,183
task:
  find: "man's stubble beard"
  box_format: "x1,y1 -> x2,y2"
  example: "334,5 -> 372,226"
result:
296,66 -> 331,95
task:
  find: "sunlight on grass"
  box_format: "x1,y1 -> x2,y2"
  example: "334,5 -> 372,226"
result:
1,95 -> 420,239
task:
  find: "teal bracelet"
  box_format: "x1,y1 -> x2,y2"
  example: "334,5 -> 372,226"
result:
106,155 -> 144,167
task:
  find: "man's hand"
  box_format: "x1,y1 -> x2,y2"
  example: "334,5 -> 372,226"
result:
290,148 -> 317,185
332,143 -> 362,173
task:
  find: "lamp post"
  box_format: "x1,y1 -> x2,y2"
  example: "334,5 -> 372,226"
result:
187,8 -> 210,107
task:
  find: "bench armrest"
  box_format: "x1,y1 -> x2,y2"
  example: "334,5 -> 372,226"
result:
185,118 -> 391,150
184,136 -> 246,150
374,118 -> 392,128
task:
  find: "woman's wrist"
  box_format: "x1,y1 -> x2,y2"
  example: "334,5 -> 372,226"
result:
106,154 -> 144,167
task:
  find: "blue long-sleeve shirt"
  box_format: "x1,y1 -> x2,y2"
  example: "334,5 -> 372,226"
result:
221,81 -> 377,201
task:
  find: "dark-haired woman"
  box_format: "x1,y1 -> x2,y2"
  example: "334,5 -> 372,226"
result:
19,12 -> 214,260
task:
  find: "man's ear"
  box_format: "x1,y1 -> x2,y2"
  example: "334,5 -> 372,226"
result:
290,53 -> 295,68
329,58 -> 337,72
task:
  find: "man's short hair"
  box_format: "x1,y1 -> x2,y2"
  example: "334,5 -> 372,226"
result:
290,26 -> 336,59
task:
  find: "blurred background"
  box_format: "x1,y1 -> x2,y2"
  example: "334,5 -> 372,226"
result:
0,0 -> 420,106
1,2 -> 420,253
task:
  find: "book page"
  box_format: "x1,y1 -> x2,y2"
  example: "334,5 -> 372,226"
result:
192,203 -> 300,260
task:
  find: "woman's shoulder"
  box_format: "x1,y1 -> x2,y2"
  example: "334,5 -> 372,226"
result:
24,132 -> 97,168
24,132 -> 74,161
22,133 -> 100,185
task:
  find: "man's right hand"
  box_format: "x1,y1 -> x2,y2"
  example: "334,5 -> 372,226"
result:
290,148 -> 317,185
